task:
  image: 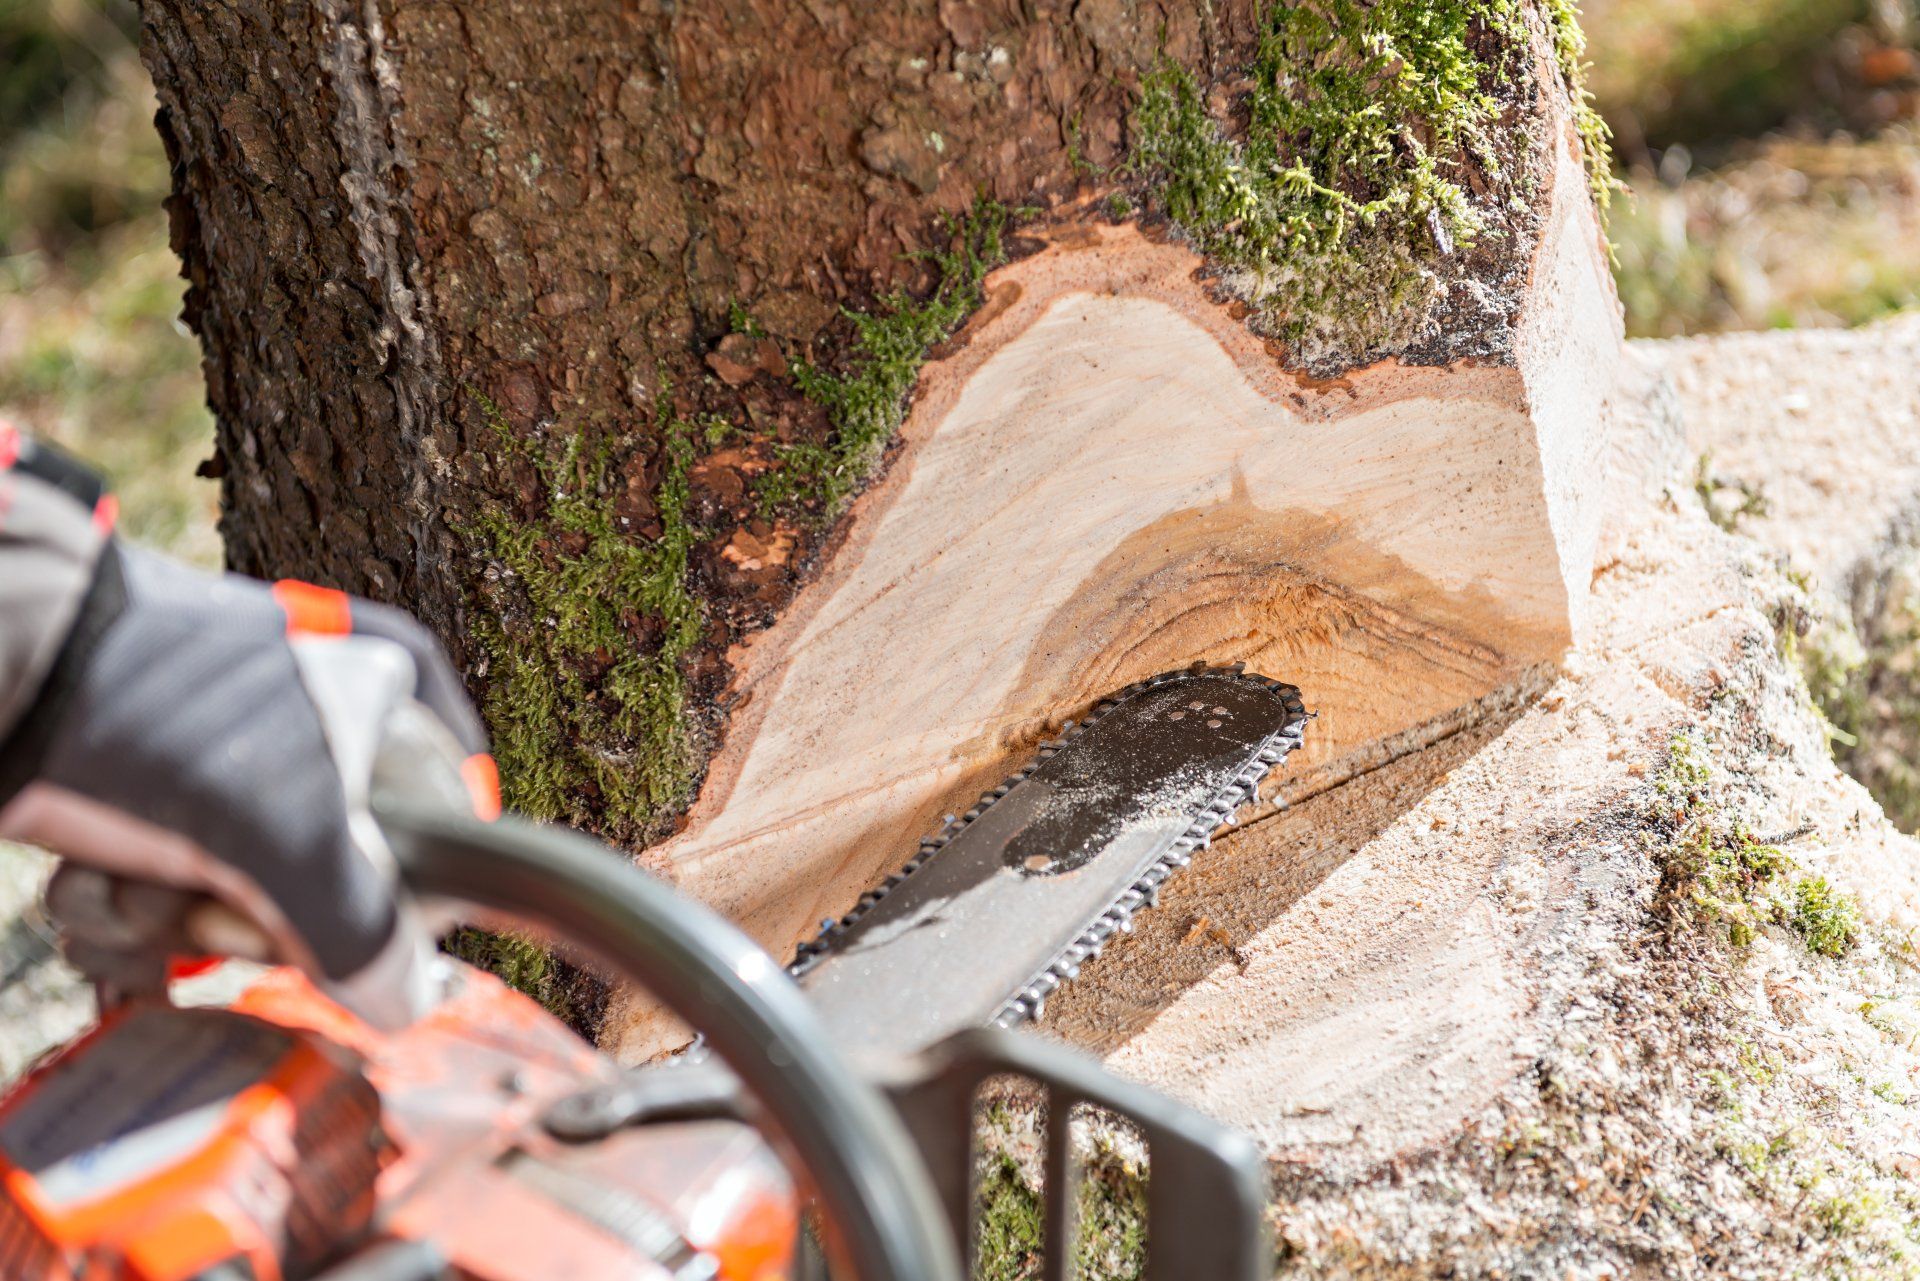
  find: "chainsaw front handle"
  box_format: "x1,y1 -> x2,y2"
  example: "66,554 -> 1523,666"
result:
376,801 -> 962,1281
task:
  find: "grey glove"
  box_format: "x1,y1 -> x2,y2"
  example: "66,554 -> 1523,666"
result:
0,537 -> 498,1029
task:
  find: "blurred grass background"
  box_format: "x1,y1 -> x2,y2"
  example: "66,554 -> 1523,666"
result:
6,0 -> 1920,552
1,0 -> 215,564
1590,0 -> 1920,336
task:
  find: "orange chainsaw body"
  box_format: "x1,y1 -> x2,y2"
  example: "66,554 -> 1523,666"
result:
0,965 -> 799,1281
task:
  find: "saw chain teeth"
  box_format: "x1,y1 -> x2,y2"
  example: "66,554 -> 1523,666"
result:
991,670 -> 1306,1028
786,667 -> 1309,1006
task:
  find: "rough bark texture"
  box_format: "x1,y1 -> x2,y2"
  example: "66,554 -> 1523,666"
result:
142,1 -> 448,607
137,0 -> 1203,836
135,0 -> 1598,848
71,9 -> 1920,1269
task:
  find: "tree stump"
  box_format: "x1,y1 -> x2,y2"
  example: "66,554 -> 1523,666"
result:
131,6 -> 1920,1275
132,0 -> 1624,1043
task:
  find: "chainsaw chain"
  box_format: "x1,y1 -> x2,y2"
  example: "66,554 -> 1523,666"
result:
787,665 -> 1309,1027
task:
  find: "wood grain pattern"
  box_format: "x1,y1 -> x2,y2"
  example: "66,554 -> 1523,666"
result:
608,129 -> 1620,1059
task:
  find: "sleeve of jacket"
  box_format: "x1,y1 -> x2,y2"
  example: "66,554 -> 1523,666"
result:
0,429 -> 111,745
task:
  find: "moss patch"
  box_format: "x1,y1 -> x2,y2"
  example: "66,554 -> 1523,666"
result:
1791,874 -> 1863,958
1128,0 -> 1614,369
1538,0 -> 1617,221
467,394 -> 708,838
974,1151 -> 1045,1281
444,927 -> 563,1016
972,1116 -> 1151,1281
1068,1139 -> 1149,1281
1693,452 -> 1770,533
1650,730 -> 1859,957
453,205 -> 1023,1004
468,202 -> 1023,845
757,197 -> 1013,518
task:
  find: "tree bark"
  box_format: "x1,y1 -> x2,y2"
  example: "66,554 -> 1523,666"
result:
129,8 -> 1920,1274
137,1 -> 1255,838
134,0 -> 1619,1045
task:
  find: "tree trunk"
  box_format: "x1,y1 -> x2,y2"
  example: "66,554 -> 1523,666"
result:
136,3 -> 1920,1275
136,0 -> 1659,1188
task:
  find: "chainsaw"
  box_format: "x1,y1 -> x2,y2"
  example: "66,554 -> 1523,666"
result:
0,666 -> 1306,1280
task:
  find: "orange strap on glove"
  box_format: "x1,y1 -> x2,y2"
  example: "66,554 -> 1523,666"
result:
0,441 -> 496,1028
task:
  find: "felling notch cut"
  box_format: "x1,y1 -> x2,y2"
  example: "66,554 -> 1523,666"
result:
610,115 -> 1622,1063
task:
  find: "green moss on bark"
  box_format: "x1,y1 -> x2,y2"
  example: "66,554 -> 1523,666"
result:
468,395 -> 708,837
444,927 -> 563,1015
758,197 -> 1014,517
1539,0 -> 1617,220
1129,0 -> 1614,368
464,198 -> 1022,851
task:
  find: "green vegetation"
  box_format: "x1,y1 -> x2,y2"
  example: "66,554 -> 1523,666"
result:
1703,1033 -> 1920,1266
0,225 -> 218,563
1584,0 -> 1875,152
1776,566 -> 1865,757
1128,0 -> 1613,365
444,927 -> 566,1017
420,201 -> 1027,1003
1651,731 -> 1860,956
1,0 -> 215,565
0,0 -> 155,249
468,197 -> 1023,854
1540,0 -> 1618,220
1693,453 -> 1769,533
1068,1141 -> 1149,1281
759,197 -> 1012,517
972,1120 -> 1151,1281
1612,131 -> 1920,339
1594,0 -> 1920,339
1802,551 -> 1920,833
974,1152 -> 1045,1281
1791,875 -> 1864,958
468,396 -> 708,835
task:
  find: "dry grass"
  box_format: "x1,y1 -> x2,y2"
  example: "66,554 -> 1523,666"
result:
1613,129 -> 1920,337
0,0 -> 216,566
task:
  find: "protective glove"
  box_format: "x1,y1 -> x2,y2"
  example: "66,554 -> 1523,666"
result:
0,537 -> 499,1030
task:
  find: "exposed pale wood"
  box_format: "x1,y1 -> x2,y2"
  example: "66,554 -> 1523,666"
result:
606,120 -> 1622,1060
1050,328 -> 1920,1273
1037,320 -> 1920,1180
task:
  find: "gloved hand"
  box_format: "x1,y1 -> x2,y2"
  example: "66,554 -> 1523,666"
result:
0,540 -> 499,1030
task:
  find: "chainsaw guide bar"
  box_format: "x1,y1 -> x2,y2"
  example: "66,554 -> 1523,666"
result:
790,667 -> 1308,1058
